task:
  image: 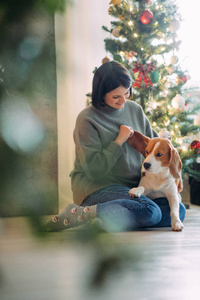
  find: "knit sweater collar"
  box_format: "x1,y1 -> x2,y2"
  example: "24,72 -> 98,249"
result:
97,103 -> 126,115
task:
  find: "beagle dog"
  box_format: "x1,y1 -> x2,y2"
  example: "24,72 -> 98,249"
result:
128,130 -> 184,231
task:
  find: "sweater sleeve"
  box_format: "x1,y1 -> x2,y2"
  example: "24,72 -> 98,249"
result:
74,116 -> 124,181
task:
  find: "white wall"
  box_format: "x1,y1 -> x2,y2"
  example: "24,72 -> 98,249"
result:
177,0 -> 200,83
55,0 -> 111,209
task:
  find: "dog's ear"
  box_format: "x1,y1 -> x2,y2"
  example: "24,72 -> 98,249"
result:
128,131 -> 150,156
169,145 -> 182,179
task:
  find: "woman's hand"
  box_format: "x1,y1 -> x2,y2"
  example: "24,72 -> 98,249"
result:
115,125 -> 134,146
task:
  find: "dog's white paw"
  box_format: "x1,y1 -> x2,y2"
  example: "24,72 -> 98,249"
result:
171,219 -> 184,231
129,186 -> 144,198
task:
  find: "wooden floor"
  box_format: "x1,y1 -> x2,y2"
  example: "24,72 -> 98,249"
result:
1,204 -> 200,300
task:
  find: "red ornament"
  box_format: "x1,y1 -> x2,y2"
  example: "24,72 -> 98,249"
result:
102,56 -> 110,64
140,10 -> 153,25
108,6 -> 113,15
180,76 -> 188,84
190,140 -> 200,150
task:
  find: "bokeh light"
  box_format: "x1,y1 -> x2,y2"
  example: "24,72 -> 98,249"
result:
0,96 -> 46,153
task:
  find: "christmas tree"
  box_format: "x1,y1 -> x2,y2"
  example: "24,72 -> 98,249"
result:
96,0 -> 200,182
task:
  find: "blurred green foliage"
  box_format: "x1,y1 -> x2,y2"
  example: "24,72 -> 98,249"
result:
0,0 -> 72,221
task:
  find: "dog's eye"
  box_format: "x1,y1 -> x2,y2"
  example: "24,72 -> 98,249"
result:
156,152 -> 163,157
146,150 -> 149,155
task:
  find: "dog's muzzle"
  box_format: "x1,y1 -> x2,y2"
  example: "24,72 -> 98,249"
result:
144,162 -> 151,170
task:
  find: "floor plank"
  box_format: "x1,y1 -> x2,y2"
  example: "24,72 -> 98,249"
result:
1,205 -> 200,300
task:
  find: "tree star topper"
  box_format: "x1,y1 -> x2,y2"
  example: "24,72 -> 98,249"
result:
109,0 -> 122,7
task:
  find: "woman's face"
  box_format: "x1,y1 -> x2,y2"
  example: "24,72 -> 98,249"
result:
104,86 -> 130,109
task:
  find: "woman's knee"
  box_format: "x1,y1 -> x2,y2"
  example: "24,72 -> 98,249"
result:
141,200 -> 162,227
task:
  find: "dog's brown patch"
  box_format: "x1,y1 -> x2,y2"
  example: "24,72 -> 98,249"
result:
145,138 -> 170,165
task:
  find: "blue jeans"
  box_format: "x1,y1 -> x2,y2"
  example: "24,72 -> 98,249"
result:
81,185 -> 186,231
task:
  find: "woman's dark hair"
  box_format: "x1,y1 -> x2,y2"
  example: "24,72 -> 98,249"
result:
92,60 -> 132,108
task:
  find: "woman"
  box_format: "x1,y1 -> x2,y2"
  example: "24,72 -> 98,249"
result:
46,61 -> 186,232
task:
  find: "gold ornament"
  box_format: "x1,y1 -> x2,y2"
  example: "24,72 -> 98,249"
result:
171,55 -> 179,65
194,115 -> 200,126
166,65 -> 175,74
109,0 -> 122,7
176,76 -> 182,85
112,27 -> 121,37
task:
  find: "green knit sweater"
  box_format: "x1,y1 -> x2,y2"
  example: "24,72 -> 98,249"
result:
70,100 -> 157,205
